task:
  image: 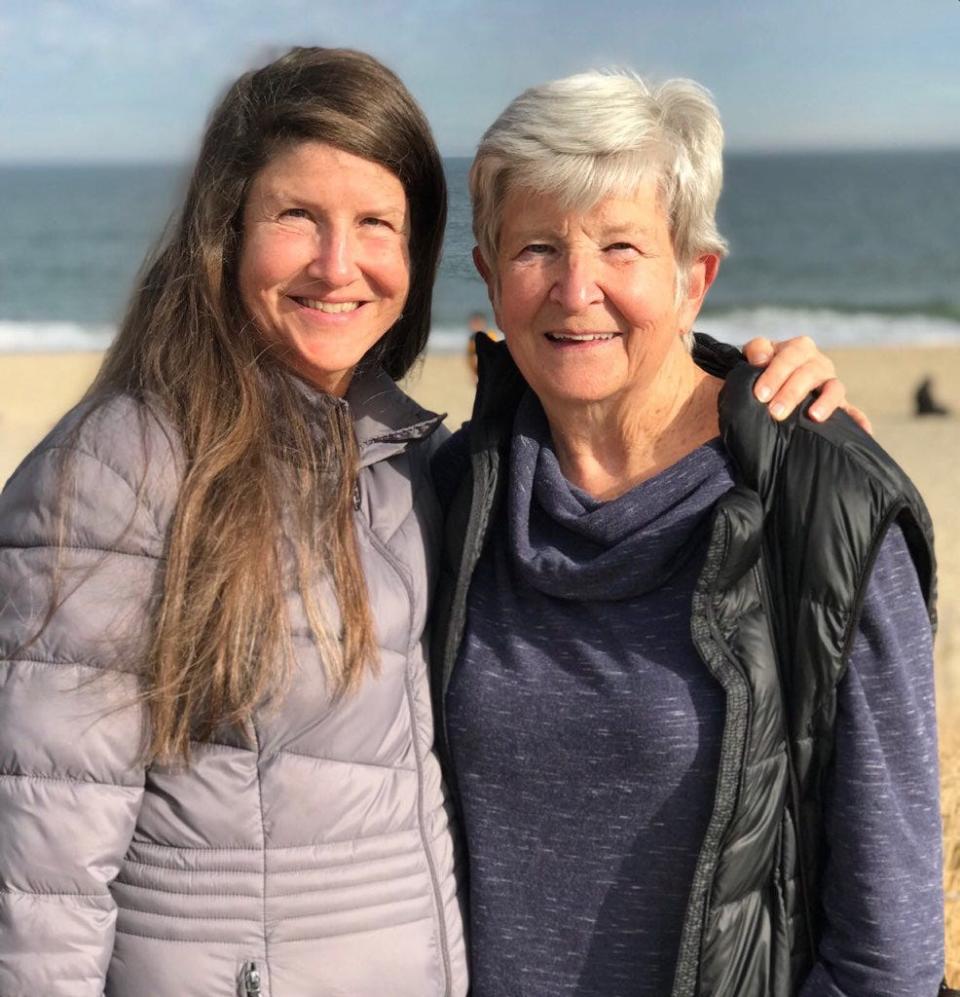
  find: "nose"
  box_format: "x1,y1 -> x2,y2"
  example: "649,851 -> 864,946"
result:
549,251 -> 603,313
304,226 -> 358,288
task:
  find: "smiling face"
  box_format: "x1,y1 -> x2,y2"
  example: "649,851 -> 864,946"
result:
238,142 -> 411,396
479,174 -> 715,419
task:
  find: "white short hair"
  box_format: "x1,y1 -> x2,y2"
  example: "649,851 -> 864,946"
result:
469,69 -> 730,280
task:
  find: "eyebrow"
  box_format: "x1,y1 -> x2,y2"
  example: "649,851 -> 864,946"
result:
258,187 -> 407,220
506,222 -> 654,243
600,224 -> 654,239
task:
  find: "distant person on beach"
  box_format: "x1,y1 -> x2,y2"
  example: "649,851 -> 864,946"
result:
466,309 -> 497,379
916,375 -> 951,416
0,46 -> 862,997
433,70 -> 947,996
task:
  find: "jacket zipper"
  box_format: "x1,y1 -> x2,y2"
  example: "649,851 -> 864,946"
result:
240,961 -> 262,996
359,518 -> 454,997
672,502 -> 753,997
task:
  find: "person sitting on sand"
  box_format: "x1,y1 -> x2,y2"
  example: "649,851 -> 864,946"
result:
916,375 -> 951,416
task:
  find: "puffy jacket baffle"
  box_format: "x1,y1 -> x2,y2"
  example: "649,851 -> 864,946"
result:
0,367 -> 467,997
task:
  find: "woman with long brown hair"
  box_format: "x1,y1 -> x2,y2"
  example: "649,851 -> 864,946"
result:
0,47 -> 465,997
0,46 -> 853,997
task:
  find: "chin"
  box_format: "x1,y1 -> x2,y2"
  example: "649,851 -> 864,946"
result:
539,375 -> 624,406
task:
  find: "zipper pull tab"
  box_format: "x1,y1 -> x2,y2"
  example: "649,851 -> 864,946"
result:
241,961 -> 262,997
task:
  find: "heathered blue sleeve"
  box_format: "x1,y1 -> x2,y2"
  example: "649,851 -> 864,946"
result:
798,524 -> 944,997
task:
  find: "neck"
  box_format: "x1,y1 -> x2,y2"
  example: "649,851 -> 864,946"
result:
542,356 -> 723,501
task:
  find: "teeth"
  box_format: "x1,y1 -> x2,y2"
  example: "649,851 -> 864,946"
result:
297,298 -> 360,313
547,333 -> 616,342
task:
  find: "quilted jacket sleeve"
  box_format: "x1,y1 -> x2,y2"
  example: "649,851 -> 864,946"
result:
0,401 -> 171,996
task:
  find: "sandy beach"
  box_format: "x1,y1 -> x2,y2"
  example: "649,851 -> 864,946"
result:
2,343 -> 957,668
1,345 -> 957,686
3,343 -> 960,973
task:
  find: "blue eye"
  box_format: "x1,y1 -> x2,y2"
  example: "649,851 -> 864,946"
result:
280,208 -> 311,220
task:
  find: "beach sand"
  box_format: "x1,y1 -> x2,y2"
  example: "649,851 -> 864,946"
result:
0,352 -> 104,484
2,344 -> 957,682
3,343 -> 960,975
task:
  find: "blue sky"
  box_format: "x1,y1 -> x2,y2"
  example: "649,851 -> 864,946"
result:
2,0 -> 958,162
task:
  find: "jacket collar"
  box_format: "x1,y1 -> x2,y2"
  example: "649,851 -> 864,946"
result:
345,365 -> 445,467
471,334 -> 529,446
287,363 -> 443,468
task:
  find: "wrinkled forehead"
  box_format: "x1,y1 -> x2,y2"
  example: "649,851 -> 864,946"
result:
493,144 -> 675,237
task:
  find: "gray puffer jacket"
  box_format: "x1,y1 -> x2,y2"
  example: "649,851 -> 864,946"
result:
0,367 -> 467,997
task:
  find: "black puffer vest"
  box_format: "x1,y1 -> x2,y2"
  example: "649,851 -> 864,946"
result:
431,333 -> 941,997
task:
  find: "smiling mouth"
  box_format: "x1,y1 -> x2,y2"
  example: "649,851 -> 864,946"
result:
544,332 -> 619,342
291,297 -> 362,314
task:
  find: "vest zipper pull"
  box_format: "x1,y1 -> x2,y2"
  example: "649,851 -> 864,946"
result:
241,961 -> 262,997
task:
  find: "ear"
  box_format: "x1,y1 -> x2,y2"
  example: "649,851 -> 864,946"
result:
679,253 -> 720,329
473,245 -> 502,323
473,245 -> 493,287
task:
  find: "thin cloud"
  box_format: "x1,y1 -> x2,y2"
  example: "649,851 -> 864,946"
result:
2,0 -> 957,162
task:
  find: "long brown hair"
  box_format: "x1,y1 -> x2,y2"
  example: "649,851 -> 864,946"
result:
85,47 -> 447,761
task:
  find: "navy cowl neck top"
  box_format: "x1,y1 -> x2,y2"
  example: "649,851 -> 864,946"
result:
445,390 -> 942,997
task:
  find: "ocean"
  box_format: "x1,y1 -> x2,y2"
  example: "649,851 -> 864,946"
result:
1,151 -> 958,354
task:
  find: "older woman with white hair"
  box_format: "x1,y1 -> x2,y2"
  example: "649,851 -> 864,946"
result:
432,71 -> 948,997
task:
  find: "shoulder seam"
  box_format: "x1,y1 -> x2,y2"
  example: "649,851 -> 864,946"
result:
0,770 -> 143,789
0,656 -> 140,675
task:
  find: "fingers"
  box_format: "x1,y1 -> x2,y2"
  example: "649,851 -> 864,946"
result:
742,334 -> 872,431
750,335 -> 837,420
838,402 -> 873,436
805,383 -> 873,434
806,378 -> 846,421
742,336 -> 775,365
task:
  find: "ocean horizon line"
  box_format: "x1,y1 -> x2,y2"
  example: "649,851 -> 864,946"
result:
1,146 -> 958,170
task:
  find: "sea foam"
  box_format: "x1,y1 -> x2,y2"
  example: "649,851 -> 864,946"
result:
427,308 -> 960,354
0,321 -> 116,353
3,308 -> 960,357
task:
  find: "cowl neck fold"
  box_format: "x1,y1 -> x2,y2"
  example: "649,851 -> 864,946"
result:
508,391 -> 734,600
